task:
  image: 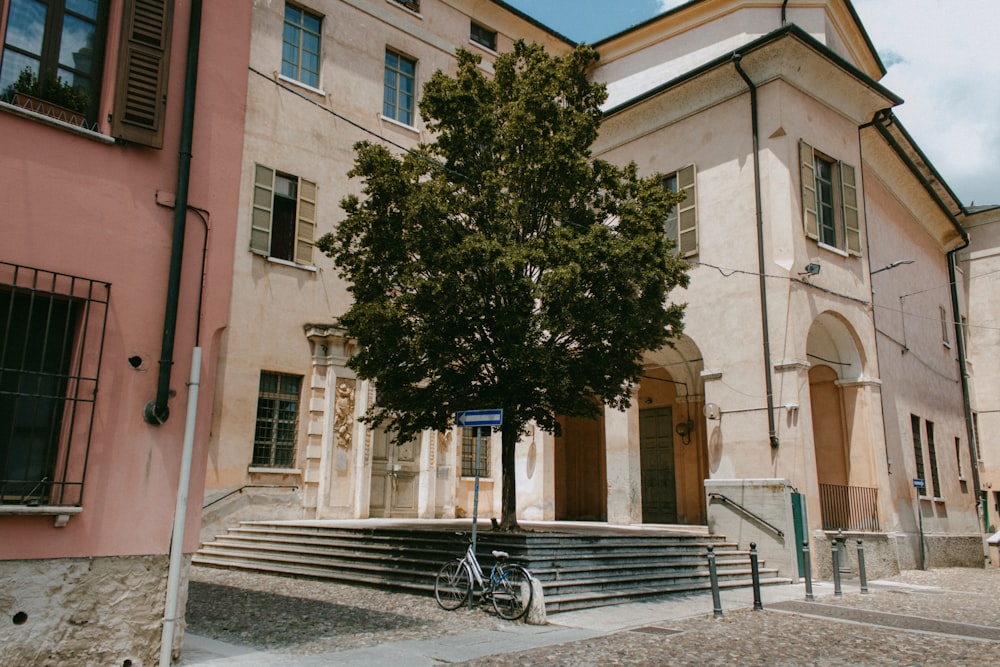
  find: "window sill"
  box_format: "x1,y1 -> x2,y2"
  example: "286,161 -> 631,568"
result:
460,476 -> 494,482
277,74 -> 326,97
0,100 -> 114,144
817,241 -> 849,258
469,39 -> 498,57
386,0 -> 423,18
248,466 -> 302,475
379,114 -> 419,134
0,504 -> 81,527
265,256 -> 318,272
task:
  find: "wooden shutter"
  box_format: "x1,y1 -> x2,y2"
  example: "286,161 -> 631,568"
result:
111,0 -> 173,148
250,165 -> 275,255
840,162 -> 861,256
676,164 -> 697,256
295,178 -> 317,265
800,140 -> 819,241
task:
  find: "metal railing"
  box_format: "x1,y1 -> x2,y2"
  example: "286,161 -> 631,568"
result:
707,492 -> 785,538
819,483 -> 881,532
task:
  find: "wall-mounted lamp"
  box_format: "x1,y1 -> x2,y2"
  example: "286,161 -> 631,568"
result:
675,419 -> 695,445
703,403 -> 721,420
871,259 -> 915,275
799,262 -> 821,277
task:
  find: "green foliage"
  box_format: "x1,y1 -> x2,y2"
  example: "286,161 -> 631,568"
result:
318,41 -> 688,528
7,67 -> 89,114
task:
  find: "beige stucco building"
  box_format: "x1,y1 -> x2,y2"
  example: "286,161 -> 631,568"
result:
204,0 -> 986,576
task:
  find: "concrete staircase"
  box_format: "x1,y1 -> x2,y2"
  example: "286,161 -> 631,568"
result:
193,521 -> 789,613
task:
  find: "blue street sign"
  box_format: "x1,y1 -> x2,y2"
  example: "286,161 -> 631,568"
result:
913,478 -> 926,489
456,409 -> 503,427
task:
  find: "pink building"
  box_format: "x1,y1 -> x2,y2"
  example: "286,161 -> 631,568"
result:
0,1 -> 251,663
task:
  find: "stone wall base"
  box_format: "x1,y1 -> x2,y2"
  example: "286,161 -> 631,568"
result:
810,531 -> 986,580
0,554 -> 184,667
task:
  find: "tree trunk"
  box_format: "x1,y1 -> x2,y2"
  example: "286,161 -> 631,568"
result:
498,419 -> 520,531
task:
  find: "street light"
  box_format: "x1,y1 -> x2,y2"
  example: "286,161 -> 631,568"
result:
871,259 -> 915,275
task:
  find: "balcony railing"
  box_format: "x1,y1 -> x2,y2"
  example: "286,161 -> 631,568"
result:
819,483 -> 881,532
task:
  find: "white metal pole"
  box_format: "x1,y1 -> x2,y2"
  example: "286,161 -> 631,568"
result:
159,346 -> 202,666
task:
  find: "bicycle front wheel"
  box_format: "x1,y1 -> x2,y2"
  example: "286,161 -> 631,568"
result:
491,564 -> 533,620
434,559 -> 471,610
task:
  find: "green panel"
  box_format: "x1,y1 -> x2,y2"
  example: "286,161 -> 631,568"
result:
791,492 -> 808,577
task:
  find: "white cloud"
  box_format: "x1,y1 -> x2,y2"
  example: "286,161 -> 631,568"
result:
656,0 -> 688,11
853,0 -> 1000,205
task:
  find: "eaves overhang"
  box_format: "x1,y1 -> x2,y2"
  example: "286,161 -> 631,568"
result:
863,111 -> 968,251
487,0 -> 576,46
602,23 -> 899,119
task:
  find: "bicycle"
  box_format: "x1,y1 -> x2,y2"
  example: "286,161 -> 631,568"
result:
434,535 -> 534,621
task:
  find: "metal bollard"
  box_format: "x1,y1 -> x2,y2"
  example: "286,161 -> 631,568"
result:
831,536 -> 843,597
802,540 -> 815,601
750,542 -> 763,610
857,539 -> 869,594
707,545 -> 723,618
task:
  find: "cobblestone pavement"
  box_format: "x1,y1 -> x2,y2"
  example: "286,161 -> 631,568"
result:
185,566 -> 1000,665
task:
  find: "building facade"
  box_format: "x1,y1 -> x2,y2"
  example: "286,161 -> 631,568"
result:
0,0 -> 251,663
203,0 -> 984,578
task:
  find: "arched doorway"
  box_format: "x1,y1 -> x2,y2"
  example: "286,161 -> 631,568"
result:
638,336 -> 708,525
806,312 -> 878,531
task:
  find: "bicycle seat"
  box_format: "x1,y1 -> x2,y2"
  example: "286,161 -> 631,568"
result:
491,550 -> 509,559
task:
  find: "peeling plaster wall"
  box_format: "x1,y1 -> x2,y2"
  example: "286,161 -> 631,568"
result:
0,555 -> 182,667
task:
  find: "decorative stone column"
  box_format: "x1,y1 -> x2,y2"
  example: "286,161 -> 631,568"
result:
303,324 -> 358,518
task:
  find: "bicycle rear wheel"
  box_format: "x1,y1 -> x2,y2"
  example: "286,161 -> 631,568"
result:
434,559 -> 471,610
491,564 -> 533,620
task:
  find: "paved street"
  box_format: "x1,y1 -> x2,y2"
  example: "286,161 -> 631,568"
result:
182,566 -> 1000,665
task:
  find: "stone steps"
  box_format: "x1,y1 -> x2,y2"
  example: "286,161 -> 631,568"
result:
194,521 -> 791,613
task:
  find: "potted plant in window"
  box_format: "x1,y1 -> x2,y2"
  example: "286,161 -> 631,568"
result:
5,68 -> 90,128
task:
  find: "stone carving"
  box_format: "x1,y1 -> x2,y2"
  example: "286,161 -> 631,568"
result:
334,379 -> 356,449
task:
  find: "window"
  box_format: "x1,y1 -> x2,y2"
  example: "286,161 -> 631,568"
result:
911,414 -> 926,496
390,0 -> 420,12
940,306 -> 951,347
926,420 -> 940,497
662,164 -> 697,256
800,140 -> 860,255
470,22 -> 497,51
252,371 -> 301,467
1,0 -> 108,125
461,427 -> 490,477
0,0 -> 173,148
282,4 -> 321,89
383,50 -> 415,126
0,262 -> 109,507
250,164 -> 317,265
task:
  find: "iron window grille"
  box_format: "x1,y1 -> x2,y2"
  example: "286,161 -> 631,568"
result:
252,371 -> 302,467
0,261 -> 109,507
461,427 -> 490,477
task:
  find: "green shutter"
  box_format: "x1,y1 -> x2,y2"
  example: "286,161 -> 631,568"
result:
295,178 -> 317,265
841,162 -> 861,256
676,164 -> 697,256
800,140 -> 819,241
250,164 -> 275,255
111,0 -> 173,148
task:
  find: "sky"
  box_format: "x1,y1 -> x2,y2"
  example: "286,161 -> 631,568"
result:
503,0 -> 1000,207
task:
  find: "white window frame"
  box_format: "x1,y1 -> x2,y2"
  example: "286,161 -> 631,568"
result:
662,164 -> 697,256
800,140 -> 860,256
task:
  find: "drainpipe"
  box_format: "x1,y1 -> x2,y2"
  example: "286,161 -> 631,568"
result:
733,53 -> 779,449
144,0 -> 203,425
781,0 -> 789,25
948,244 -> 982,519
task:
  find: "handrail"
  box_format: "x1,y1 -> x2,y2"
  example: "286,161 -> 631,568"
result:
708,492 -> 785,538
202,484 -> 298,509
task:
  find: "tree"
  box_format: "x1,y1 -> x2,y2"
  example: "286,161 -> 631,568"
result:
317,41 -> 688,531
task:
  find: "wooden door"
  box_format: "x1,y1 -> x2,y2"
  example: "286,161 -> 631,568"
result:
369,428 -> 420,518
640,407 -> 677,523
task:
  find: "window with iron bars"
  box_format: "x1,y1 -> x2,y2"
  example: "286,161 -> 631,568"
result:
252,371 -> 301,467
461,426 -> 490,477
0,262 -> 109,507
